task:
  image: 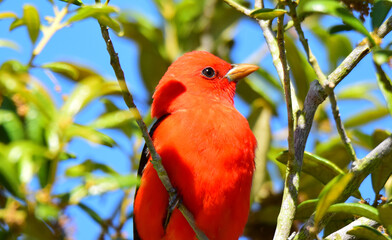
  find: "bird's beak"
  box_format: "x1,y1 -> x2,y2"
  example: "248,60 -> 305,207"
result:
224,64 -> 259,82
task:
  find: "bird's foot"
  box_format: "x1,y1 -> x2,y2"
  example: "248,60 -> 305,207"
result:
164,189 -> 181,229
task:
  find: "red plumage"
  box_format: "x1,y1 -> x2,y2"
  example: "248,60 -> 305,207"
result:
134,51 -> 258,240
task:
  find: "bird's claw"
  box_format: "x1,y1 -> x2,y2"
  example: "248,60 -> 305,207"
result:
164,189 -> 181,229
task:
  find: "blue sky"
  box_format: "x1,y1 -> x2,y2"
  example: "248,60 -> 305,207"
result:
1,0 -> 392,239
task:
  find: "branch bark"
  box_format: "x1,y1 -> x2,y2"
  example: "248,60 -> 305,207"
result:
96,15 -> 208,240
324,217 -> 380,240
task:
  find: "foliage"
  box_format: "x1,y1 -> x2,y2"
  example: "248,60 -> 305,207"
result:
0,0 -> 392,239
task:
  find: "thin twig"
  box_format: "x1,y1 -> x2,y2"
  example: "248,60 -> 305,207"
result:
273,13 -> 298,240
286,1 -> 327,85
328,92 -> 357,162
223,0 -> 253,17
29,5 -> 69,66
95,8 -> 207,240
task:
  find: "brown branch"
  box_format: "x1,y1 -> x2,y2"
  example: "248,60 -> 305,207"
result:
273,13 -> 298,240
95,11 -> 208,240
328,92 -> 357,162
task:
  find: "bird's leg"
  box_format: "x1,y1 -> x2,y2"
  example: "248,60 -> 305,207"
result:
163,188 -> 181,229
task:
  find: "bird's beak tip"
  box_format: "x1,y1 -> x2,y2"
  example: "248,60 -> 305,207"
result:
225,64 -> 259,82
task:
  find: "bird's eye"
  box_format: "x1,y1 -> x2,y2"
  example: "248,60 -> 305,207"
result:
201,67 -> 216,79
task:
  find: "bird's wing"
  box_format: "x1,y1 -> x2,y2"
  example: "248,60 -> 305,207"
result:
133,114 -> 169,240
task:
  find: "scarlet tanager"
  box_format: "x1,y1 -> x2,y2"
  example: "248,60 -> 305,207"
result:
134,51 -> 258,240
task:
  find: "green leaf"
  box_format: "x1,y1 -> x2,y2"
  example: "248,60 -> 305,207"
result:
42,62 -> 79,80
328,203 -> 380,222
309,22 -> 352,70
296,199 -> 318,220
337,83 -> 379,104
35,203 -> 59,221
65,124 -> 115,147
65,159 -> 118,177
374,60 -> 392,117
285,35 -> 316,102
371,146 -> 392,194
0,12 -> 17,19
344,107 -> 390,128
314,173 -> 353,225
89,109 -> 139,129
96,14 -> 122,34
23,214 -> 56,240
77,203 -> 104,226
378,204 -> 392,236
347,225 -> 391,240
59,0 -> 83,6
329,24 -> 353,34
250,8 -> 286,20
23,4 -> 40,43
298,0 -> 374,45
60,77 -> 104,118
0,39 -> 20,51
373,49 -> 392,65
9,18 -> 25,31
68,4 -> 118,23
0,109 -> 24,141
0,153 -> 22,198
277,151 -> 344,185
371,0 -> 392,30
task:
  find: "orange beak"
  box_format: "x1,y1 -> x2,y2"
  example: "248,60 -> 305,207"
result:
224,64 -> 259,82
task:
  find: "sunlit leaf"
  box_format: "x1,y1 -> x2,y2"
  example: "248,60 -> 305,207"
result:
96,14 -> 123,34
373,49 -> 392,65
0,12 -> 17,19
347,225 -> 391,240
59,0 -> 83,6
298,0 -> 374,45
250,8 -> 286,20
328,203 -> 380,222
89,109 -> 139,129
9,18 -> 24,31
0,109 -> 24,142
378,203 -> 392,235
65,124 -> 115,147
65,159 -> 118,177
344,106 -> 389,128
42,62 -> 79,80
23,4 -> 40,43
68,4 -> 118,23
314,173 -> 353,225
35,203 -> 59,221
337,83 -> 379,105
0,39 -> 20,51
0,153 -> 22,198
277,151 -> 344,185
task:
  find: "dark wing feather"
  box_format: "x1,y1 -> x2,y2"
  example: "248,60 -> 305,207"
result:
133,114 -> 169,240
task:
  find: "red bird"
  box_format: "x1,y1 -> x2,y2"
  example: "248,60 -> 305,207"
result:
134,51 -> 258,240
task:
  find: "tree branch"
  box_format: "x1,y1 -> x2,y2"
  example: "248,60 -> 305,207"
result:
324,217 -> 380,240
96,16 -> 208,240
328,92 -> 357,162
294,135 -> 392,240
273,13 -> 298,240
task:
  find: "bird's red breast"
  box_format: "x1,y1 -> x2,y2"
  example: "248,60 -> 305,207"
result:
134,51 -> 258,240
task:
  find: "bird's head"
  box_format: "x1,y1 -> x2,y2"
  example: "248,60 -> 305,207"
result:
151,51 -> 258,118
